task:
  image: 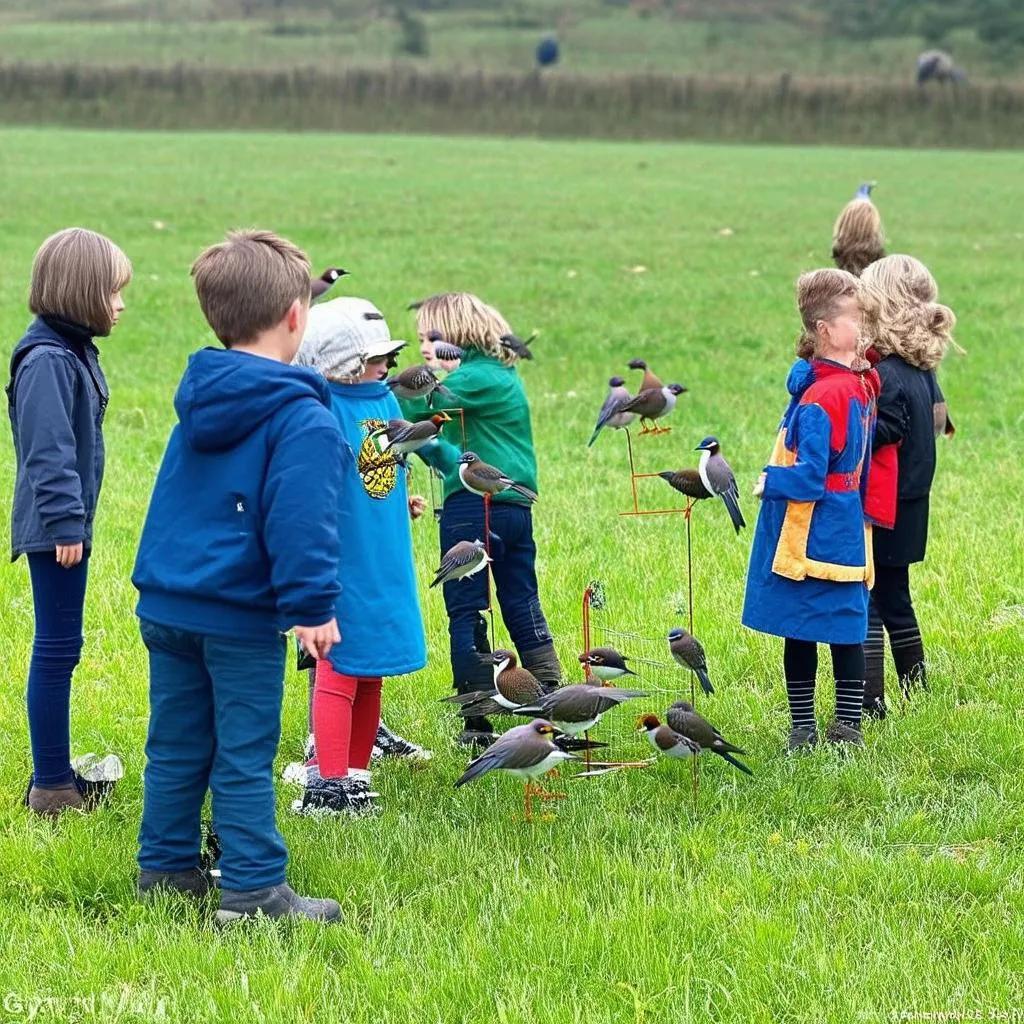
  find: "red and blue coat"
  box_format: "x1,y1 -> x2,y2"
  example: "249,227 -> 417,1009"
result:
742,358 -> 882,645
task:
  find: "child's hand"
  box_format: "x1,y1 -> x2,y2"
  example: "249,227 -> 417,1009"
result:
752,473 -> 767,500
408,495 -> 427,520
294,619 -> 341,661
55,543 -> 84,568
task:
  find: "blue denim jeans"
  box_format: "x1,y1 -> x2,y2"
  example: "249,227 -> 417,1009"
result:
137,620 -> 288,892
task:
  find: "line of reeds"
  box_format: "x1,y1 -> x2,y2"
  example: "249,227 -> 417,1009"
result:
2,62 -> 1024,147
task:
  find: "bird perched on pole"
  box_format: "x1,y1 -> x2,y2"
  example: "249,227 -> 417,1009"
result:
578,647 -> 636,681
454,719 -> 575,822
457,452 -> 537,503
385,364 -> 455,406
628,358 -> 663,393
310,267 -> 348,301
668,627 -> 714,695
500,333 -> 536,361
372,413 -> 450,462
832,182 -> 885,277
616,383 -> 686,435
658,435 -> 745,533
666,701 -> 753,776
636,715 -> 701,761
587,376 -> 635,447
430,539 -> 491,588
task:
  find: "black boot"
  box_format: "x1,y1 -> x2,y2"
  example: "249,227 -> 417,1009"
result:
863,618 -> 887,720
891,627 -> 927,697
519,642 -> 563,694
452,650 -> 496,748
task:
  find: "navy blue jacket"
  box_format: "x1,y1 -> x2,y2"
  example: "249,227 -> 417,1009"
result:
7,316 -> 108,560
133,348 -> 344,640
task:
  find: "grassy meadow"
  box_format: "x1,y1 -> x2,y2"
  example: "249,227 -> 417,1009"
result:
0,128 -> 1023,1021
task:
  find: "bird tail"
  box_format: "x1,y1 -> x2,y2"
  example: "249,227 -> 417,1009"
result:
512,702 -> 545,717
720,751 -> 754,777
722,490 -> 746,533
439,691 -> 492,707
554,735 -> 607,753
714,738 -> 747,757
697,668 -> 715,695
586,424 -> 603,448
509,482 -> 538,503
454,751 -> 501,788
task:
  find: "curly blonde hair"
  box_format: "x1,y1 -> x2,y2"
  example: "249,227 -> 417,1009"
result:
795,268 -> 861,359
832,199 -> 885,277
859,255 -> 956,370
414,292 -> 516,366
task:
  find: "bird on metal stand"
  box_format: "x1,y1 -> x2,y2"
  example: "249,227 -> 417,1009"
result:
587,376 -> 635,448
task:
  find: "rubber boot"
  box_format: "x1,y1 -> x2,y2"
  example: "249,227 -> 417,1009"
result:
863,616 -> 887,720
891,627 -> 927,697
518,642 -> 563,694
452,649 -> 497,748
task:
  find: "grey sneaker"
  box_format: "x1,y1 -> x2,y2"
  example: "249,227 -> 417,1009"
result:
825,719 -> 866,747
139,867 -> 215,900
786,726 -> 819,755
291,769 -> 380,818
25,780 -> 84,817
372,721 -> 433,761
215,883 -> 340,926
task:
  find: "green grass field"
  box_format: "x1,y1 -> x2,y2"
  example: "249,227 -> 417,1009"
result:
1,128 -> 1023,1022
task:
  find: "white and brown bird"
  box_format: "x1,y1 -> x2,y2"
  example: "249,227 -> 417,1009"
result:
660,436 -> 745,533
516,683 -> 647,737
373,413 -> 451,460
668,627 -> 714,695
587,376 -> 635,447
310,267 -> 348,301
457,452 -> 537,503
430,539 -> 491,588
442,649 -> 545,718
454,719 -> 575,821
578,647 -> 636,681
636,714 -> 701,760
666,701 -> 753,776
617,383 -> 687,435
385,364 -> 455,406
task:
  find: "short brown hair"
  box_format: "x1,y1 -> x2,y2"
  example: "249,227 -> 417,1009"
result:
796,268 -> 861,358
190,229 -> 311,347
29,227 -> 132,337
414,292 -> 515,365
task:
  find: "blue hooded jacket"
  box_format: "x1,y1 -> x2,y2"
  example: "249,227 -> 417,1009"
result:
133,348 -> 343,640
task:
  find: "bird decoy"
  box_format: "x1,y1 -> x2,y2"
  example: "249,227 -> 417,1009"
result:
666,701 -> 753,776
832,182 -> 885,277
587,376 -> 635,447
616,383 -> 687,435
500,332 -> 536,360
627,358 -> 663,393
457,452 -> 537,503
430,539 -> 491,588
442,649 -> 545,718
578,647 -> 636,681
426,331 -> 466,363
916,49 -> 966,86
385,364 -> 456,406
658,435 -> 744,532
536,35 -> 559,69
372,413 -> 451,461
516,683 -> 647,738
310,267 -> 348,301
636,715 -> 702,761
668,626 -> 714,695
454,719 -> 575,821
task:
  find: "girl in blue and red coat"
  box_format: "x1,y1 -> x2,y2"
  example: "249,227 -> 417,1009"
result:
743,268 -> 881,752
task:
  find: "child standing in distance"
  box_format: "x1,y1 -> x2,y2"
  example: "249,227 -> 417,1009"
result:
290,297 -> 428,816
8,228 -> 131,817
402,293 -> 561,749
743,269 -> 880,752
133,230 -> 344,925
858,255 -> 956,717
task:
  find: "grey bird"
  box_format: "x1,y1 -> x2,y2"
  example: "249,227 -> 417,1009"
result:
310,267 -> 348,300
587,376 -> 635,447
386,365 -> 456,406
500,332 -> 536,360
617,383 -> 687,435
636,714 -> 701,760
454,719 -> 575,821
457,452 -> 538,503
666,701 -> 753,776
694,435 -> 745,533
372,413 -> 451,460
430,539 -> 491,588
578,647 -> 636,681
668,626 -> 714,695
516,683 -> 647,737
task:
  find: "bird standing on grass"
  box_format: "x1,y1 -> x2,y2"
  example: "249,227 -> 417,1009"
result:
454,720 -> 575,821
617,383 -> 687,435
636,715 -> 701,761
587,376 -> 635,447
430,539 -> 491,588
668,627 -> 714,695
386,365 -> 456,406
310,267 -> 348,301
457,452 -> 538,503
442,650 -> 545,718
658,435 -> 745,533
579,647 -> 636,681
666,701 -> 753,776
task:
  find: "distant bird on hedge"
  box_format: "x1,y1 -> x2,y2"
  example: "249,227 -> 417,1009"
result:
659,435 -> 744,533
636,715 -> 701,761
500,333 -> 536,361
430,539 -> 490,588
916,49 -> 966,86
457,452 -> 538,503
628,358 -> 663,393
832,182 -> 885,277
668,626 -> 714,695
536,36 -> 560,69
516,683 -> 647,738
587,376 -> 635,447
666,701 -> 753,776
373,413 -> 450,461
617,383 -> 686,435
310,267 -> 348,301
578,647 -> 636,681
386,364 -> 455,406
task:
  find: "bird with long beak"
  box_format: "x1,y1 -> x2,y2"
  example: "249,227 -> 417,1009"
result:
579,647 -> 636,681
454,719 -> 575,821
636,714 -> 701,760
500,333 -> 536,360
516,683 -> 647,738
617,383 -> 687,435
310,267 -> 348,301
627,358 -> 663,393
373,413 -> 451,460
668,627 -> 714,695
587,376 -> 635,447
385,365 -> 456,407
430,539 -> 491,588
666,701 -> 753,776
457,452 -> 538,503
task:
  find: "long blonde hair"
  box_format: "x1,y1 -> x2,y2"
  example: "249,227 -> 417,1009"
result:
832,199 -> 885,277
860,255 -> 956,370
414,292 -> 515,366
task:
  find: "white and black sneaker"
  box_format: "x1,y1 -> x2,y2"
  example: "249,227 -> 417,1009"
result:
291,767 -> 380,818
282,734 -> 317,786
371,721 -> 433,762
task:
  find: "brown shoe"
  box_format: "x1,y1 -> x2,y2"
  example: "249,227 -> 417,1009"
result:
26,781 -> 85,817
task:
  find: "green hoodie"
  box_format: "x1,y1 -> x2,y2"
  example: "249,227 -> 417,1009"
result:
400,349 -> 537,505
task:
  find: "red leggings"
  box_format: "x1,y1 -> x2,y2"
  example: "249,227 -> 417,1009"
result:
311,661 -> 382,779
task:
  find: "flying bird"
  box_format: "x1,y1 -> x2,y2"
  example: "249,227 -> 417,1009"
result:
372,413 -> 451,461
457,452 -> 537,503
385,365 -> 455,406
430,539 -> 491,588
454,719 -> 575,821
587,376 -> 635,447
636,714 -> 701,761
500,333 -> 537,360
310,267 -> 348,301
668,627 -> 714,695
666,701 -> 753,776
578,647 -> 636,681
617,383 -> 687,435
516,683 -> 647,737
627,358 -> 663,392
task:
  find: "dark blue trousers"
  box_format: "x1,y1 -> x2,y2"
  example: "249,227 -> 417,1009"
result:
439,491 -> 553,672
138,621 -> 288,893
26,551 -> 90,787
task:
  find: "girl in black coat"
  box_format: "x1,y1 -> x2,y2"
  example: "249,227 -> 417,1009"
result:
858,255 -> 956,717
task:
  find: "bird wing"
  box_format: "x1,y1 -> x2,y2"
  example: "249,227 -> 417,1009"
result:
591,686 -> 648,712
455,727 -> 555,785
618,388 -> 664,417
665,706 -> 715,747
497,668 -> 544,706
431,543 -> 484,586
594,389 -> 630,432
661,469 -> 710,499
386,419 -> 437,446
433,342 -> 465,362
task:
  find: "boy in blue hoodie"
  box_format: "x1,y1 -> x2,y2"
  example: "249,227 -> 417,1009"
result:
132,230 -> 344,925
